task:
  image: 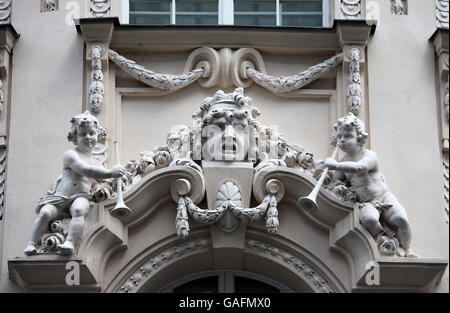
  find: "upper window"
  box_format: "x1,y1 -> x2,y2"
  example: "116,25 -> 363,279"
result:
127,0 -> 327,27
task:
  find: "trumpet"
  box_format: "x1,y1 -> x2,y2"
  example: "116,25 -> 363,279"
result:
111,141 -> 132,217
297,145 -> 339,213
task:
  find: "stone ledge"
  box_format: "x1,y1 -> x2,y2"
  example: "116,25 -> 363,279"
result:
8,255 -> 100,292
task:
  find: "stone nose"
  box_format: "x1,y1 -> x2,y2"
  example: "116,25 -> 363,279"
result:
223,125 -> 236,140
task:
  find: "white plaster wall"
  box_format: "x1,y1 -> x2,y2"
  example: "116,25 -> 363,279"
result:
0,0 -> 86,292
367,0 -> 448,291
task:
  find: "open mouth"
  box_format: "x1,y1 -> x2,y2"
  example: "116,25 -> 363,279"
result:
222,143 -> 237,154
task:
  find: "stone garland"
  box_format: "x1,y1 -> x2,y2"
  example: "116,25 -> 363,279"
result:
444,153 -> 449,223
108,50 -> 205,92
173,179 -> 283,239
246,239 -> 335,293
90,0 -> 111,18
347,48 -> 362,115
436,0 -> 449,29
119,239 -> 211,293
89,45 -> 104,113
0,145 -> 5,220
0,0 -> 11,24
246,53 -> 343,94
392,0 -> 406,15
0,78 -> 3,113
341,0 -> 362,19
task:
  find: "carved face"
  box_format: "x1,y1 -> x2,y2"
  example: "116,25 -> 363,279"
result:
335,127 -> 358,153
202,113 -> 250,161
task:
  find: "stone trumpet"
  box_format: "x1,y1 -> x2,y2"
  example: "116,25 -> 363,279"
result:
297,145 -> 339,213
111,141 -> 132,217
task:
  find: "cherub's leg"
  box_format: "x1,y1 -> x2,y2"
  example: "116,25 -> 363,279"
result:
382,193 -> 417,257
58,197 -> 89,255
24,204 -> 58,255
359,203 -> 384,237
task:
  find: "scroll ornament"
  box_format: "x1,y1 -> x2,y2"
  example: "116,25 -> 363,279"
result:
341,0 -> 362,19
0,0 -> 11,24
108,50 -> 205,91
246,53 -> 343,94
90,0 -> 111,17
436,0 -> 449,29
173,179 -> 284,239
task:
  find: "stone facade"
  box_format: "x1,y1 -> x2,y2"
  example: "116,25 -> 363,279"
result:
0,0 -> 448,292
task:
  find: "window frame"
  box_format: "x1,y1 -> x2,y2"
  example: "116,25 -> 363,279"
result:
123,0 -> 332,27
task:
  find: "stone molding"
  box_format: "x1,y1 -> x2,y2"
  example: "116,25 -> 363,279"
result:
436,0 -> 449,29
90,0 -> 111,18
246,239 -> 335,293
341,0 -> 362,19
0,142 -> 5,220
119,239 -> 211,293
0,0 -> 11,24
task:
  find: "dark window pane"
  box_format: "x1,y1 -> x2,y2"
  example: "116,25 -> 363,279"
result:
177,0 -> 218,12
130,0 -> 171,12
234,276 -> 281,293
281,0 -> 322,12
173,276 -> 219,293
234,15 -> 276,26
176,14 -> 218,25
282,14 -> 322,26
234,0 -> 276,12
130,14 -> 171,25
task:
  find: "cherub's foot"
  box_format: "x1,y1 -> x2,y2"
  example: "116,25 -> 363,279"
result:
24,244 -> 37,256
396,247 -> 406,257
58,241 -> 74,255
405,248 -> 418,258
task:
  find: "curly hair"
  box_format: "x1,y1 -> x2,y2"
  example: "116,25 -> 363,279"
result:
67,111 -> 106,145
331,112 -> 368,147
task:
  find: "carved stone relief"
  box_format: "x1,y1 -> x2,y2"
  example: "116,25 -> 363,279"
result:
89,45 -> 105,113
23,112 -> 125,256
324,113 -> 416,257
391,0 -> 407,15
0,78 -> 3,113
436,0 -> 449,29
0,142 -> 5,220
90,0 -> 111,18
246,240 -> 335,293
119,239 -> 211,293
41,0 -> 58,12
347,48 -> 362,115
0,0 -> 11,24
341,0 -> 362,19
110,48 -> 343,95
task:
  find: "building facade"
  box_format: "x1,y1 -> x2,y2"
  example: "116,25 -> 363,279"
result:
0,0 -> 448,292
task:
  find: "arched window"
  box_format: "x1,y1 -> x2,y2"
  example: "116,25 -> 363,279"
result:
125,0 -> 330,27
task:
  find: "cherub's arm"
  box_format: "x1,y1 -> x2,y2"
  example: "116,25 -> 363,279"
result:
326,150 -> 378,173
64,150 -> 124,179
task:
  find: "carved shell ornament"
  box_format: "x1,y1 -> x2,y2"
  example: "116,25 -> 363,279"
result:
216,181 -> 243,232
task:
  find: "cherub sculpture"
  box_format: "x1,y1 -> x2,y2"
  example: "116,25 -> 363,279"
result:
24,111 -> 125,255
325,113 -> 416,257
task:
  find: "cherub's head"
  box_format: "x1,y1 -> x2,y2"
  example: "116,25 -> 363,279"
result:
331,112 -> 368,152
67,111 -> 106,150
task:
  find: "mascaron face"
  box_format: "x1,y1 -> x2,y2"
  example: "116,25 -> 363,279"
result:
202,113 -> 250,161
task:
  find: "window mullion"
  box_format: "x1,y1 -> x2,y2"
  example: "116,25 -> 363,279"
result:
276,0 -> 281,26
171,0 -> 176,24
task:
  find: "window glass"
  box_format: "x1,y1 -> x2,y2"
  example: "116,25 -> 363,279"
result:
176,0 -> 218,25
280,0 -> 322,26
234,0 -> 276,26
129,0 -> 171,25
